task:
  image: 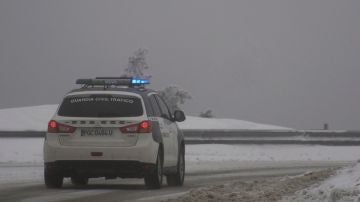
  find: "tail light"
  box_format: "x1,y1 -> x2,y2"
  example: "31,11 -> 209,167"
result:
120,121 -> 152,133
48,120 -> 76,133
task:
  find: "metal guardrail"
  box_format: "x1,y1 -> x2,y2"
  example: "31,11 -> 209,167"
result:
1,130 -> 360,145
0,131 -> 45,138
182,129 -> 360,146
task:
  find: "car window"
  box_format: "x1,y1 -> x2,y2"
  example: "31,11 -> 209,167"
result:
149,95 -> 162,117
154,95 -> 172,120
58,94 -> 143,117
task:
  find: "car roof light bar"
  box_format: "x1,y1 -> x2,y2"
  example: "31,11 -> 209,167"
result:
76,77 -> 150,88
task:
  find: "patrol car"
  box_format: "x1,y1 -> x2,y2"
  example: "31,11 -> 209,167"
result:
43,77 -> 186,189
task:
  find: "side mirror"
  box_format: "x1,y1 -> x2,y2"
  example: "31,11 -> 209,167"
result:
173,110 -> 186,122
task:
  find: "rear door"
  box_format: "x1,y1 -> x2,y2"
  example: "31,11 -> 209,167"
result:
55,92 -> 146,147
148,94 -> 172,166
154,95 -> 179,166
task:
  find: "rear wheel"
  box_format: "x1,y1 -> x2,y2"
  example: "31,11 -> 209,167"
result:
44,165 -> 63,188
166,147 -> 185,186
144,150 -> 163,189
71,176 -> 88,186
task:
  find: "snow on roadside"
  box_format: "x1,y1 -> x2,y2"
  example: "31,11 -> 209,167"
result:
164,169 -> 335,202
281,162 -> 360,202
0,105 -> 292,131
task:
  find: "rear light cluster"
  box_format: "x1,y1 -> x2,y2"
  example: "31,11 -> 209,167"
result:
48,120 -> 76,133
120,121 -> 151,133
48,120 -> 151,134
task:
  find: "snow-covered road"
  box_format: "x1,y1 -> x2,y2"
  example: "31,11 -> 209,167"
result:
0,161 -> 347,202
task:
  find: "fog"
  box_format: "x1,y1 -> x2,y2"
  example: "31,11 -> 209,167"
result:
0,0 -> 359,130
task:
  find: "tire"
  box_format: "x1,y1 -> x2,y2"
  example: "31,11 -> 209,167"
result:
71,176 -> 88,186
44,165 -> 63,188
166,146 -> 185,186
144,150 -> 163,189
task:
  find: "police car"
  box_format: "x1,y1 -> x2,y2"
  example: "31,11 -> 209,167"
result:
43,77 -> 186,189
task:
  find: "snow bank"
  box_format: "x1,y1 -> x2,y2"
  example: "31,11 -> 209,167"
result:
0,105 -> 291,131
164,169 -> 334,202
281,162 -> 360,201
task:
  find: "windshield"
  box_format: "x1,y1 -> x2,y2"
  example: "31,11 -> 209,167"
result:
57,94 -> 143,117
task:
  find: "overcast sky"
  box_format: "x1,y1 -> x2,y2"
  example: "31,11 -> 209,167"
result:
0,0 -> 359,130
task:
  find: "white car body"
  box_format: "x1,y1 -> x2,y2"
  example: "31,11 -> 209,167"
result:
43,79 -> 186,189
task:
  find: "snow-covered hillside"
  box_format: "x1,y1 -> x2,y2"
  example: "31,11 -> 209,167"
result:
0,105 -> 292,131
178,116 -> 292,131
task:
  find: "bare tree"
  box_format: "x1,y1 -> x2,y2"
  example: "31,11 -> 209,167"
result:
123,48 -> 151,79
158,85 -> 192,112
199,109 -> 214,118
123,49 -> 191,111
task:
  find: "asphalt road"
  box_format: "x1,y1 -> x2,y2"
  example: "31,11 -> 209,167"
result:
0,161 -> 349,202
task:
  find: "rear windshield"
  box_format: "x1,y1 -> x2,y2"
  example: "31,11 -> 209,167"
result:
58,94 -> 143,117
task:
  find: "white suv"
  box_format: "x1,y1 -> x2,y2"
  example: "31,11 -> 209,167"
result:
43,77 -> 186,189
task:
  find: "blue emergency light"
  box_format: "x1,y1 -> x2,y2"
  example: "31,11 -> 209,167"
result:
131,78 -> 150,85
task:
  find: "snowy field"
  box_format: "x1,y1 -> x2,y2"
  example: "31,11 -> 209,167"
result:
0,105 -> 58,132
1,138 -> 359,166
0,105 -> 292,131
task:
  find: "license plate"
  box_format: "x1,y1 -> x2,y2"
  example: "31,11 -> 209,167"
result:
81,128 -> 113,136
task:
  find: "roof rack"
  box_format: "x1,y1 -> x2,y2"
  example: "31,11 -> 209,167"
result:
76,77 -> 150,89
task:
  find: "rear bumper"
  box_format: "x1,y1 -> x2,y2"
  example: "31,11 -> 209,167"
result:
46,160 -> 156,178
44,134 -> 159,164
